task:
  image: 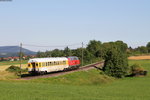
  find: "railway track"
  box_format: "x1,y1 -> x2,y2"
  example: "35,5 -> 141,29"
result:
21,61 -> 104,80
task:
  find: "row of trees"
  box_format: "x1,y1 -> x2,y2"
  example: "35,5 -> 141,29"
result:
36,42 -> 101,65
128,42 -> 150,55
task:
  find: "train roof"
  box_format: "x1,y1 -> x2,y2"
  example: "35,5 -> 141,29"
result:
28,57 -> 68,63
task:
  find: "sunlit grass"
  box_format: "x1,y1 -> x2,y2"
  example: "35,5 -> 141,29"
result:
0,60 -> 149,100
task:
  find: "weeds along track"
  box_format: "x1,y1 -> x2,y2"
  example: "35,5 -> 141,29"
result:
21,61 -> 104,80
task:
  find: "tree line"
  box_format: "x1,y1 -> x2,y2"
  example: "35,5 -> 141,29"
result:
37,40 -> 150,63
128,42 -> 150,55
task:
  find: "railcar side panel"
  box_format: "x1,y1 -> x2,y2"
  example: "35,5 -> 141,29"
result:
28,57 -> 80,74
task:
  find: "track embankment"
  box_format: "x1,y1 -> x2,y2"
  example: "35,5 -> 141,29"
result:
21,61 -> 104,80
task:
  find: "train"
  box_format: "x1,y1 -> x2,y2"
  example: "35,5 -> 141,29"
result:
28,56 -> 80,74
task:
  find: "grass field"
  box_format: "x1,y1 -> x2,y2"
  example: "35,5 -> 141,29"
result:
0,60 -> 28,71
0,60 -> 27,66
0,60 -> 150,100
128,55 -> 150,60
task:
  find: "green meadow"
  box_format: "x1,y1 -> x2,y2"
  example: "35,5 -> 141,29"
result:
0,60 -> 150,100
0,60 -> 27,66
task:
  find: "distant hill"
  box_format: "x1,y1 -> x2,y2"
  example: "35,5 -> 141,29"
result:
0,46 -> 36,57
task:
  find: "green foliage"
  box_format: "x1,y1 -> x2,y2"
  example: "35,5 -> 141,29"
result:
86,40 -> 102,57
51,49 -> 64,57
36,51 -> 46,57
136,46 -> 148,54
130,64 -> 146,76
5,65 -> 27,75
64,46 -> 72,56
128,42 -> 150,56
146,42 -> 150,48
103,41 -> 129,78
129,60 -> 150,77
146,42 -> 150,53
6,65 -> 21,72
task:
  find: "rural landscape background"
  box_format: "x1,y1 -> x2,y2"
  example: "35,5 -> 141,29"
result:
0,0 -> 150,100
0,40 -> 150,100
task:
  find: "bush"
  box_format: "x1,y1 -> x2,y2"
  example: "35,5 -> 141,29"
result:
5,65 -> 27,75
6,65 -> 21,73
130,64 -> 147,76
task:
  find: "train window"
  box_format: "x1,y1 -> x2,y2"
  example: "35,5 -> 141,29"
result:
43,63 -> 45,66
39,63 -> 41,67
63,61 -> 66,64
36,63 -> 38,67
28,64 -> 30,67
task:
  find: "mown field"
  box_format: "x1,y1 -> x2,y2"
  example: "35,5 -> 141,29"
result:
0,60 -> 150,100
0,60 -> 28,71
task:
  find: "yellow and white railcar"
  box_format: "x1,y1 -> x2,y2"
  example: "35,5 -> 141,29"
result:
28,57 -> 68,74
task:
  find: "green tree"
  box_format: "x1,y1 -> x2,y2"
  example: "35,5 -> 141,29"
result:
86,40 -> 102,57
136,46 -> 148,54
103,42 -> 129,78
115,40 -> 128,52
146,42 -> 150,53
37,51 -> 46,57
45,50 -> 51,57
146,42 -> 150,48
64,46 -> 72,56
51,49 -> 64,57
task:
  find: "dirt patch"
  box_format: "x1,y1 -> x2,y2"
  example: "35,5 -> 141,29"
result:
128,56 -> 150,60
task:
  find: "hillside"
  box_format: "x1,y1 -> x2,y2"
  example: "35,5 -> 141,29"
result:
0,46 -> 36,57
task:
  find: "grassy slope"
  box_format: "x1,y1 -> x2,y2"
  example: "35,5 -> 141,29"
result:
0,60 -> 150,100
31,69 -> 114,85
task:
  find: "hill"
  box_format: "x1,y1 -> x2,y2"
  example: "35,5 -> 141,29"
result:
0,46 -> 36,57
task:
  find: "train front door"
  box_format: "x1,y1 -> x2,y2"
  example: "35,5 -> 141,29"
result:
31,63 -> 36,72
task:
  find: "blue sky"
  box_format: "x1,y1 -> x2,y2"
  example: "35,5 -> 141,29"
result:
0,0 -> 150,51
